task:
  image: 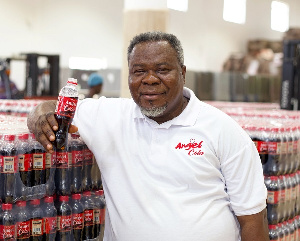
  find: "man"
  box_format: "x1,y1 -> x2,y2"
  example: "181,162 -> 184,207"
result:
27,31 -> 269,241
87,72 -> 103,98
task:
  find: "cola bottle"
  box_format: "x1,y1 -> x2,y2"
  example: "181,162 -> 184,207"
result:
82,191 -> 95,239
30,135 -> 46,186
91,156 -> 102,190
82,144 -> 93,191
70,194 -> 83,241
69,133 -> 84,194
290,173 -> 297,219
296,126 -> 300,171
296,171 -> 300,216
288,219 -> 296,241
292,126 -> 299,173
0,134 -> 3,202
279,127 -> 288,175
55,149 -> 71,196
278,175 -> 286,223
54,78 -> 78,151
0,134 -> 18,204
268,225 -> 279,241
265,176 -> 280,224
0,203 -> 16,240
276,223 -> 285,241
285,175 -> 292,221
30,199 -> 44,241
43,196 -> 57,241
265,127 -> 281,176
16,133 -> 33,200
93,190 -> 106,238
45,150 -> 56,196
17,133 -> 33,188
15,201 -> 30,241
56,196 -> 72,241
256,126 -> 269,166
295,216 -> 300,241
285,127 -> 294,174
282,221 -> 290,240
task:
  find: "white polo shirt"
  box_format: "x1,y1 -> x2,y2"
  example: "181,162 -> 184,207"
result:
73,87 -> 267,241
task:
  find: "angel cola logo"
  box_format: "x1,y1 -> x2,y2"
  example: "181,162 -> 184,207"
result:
175,139 -> 204,156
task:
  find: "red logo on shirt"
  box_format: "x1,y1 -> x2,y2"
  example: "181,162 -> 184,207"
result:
175,139 -> 204,156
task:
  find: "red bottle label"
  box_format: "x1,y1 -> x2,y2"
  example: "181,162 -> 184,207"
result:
267,190 -> 280,204
45,152 -> 56,168
44,216 -> 57,234
56,152 -> 69,168
84,149 -> 94,165
84,209 -> 94,226
32,153 -> 46,170
72,213 -> 84,230
94,209 -> 100,225
55,96 -> 78,118
256,141 -> 268,154
72,150 -> 84,166
294,140 -> 298,154
268,142 -> 281,154
16,220 -> 31,239
0,156 -> 18,173
0,224 -> 15,239
57,215 -> 72,232
100,208 -> 106,224
18,153 -> 33,171
31,219 -> 44,236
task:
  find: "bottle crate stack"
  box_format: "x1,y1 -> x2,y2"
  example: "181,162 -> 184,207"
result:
210,101 -> 300,240
0,101 -> 106,241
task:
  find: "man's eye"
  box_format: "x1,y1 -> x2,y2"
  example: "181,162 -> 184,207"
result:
134,70 -> 145,74
157,69 -> 169,74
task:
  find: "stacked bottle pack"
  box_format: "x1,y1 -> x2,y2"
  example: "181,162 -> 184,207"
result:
209,102 -> 300,241
0,99 -> 43,117
0,89 -> 106,240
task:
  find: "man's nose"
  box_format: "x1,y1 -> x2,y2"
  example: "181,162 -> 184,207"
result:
142,71 -> 160,85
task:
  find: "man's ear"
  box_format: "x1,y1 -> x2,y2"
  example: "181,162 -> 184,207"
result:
181,65 -> 187,84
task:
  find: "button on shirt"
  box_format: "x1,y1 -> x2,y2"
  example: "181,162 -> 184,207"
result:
73,87 -> 267,241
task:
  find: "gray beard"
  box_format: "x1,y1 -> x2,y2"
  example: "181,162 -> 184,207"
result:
140,105 -> 167,118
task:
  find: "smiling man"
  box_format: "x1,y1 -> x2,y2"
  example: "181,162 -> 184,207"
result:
27,31 -> 269,241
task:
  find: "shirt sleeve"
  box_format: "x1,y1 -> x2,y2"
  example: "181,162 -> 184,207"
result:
220,140 -> 267,216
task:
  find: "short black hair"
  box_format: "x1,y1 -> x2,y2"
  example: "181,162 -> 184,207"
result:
127,31 -> 184,66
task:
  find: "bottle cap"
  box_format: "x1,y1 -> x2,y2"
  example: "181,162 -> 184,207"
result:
44,196 -> 54,203
30,199 -> 40,205
67,78 -> 78,85
16,201 -> 27,207
268,224 -> 277,230
2,203 -> 13,210
4,134 -> 15,141
83,191 -> 92,197
95,190 -> 104,196
59,196 -> 69,202
18,133 -> 29,140
72,194 -> 81,200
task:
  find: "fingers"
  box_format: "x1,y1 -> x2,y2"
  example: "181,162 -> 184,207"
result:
69,124 -> 78,134
35,112 -> 58,153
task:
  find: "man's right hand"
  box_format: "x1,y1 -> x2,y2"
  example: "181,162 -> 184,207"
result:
27,100 -> 78,153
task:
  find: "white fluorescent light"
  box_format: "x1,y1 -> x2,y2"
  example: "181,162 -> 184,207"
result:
223,0 -> 246,24
271,1 -> 289,32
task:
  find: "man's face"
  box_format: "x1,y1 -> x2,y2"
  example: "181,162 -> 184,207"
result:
128,41 -> 186,123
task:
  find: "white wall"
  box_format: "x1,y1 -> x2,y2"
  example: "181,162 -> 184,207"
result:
169,0 -> 300,71
0,0 -> 299,89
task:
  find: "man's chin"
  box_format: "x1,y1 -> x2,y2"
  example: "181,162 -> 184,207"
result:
140,105 -> 167,118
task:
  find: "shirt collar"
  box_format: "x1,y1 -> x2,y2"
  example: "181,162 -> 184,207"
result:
132,87 -> 200,129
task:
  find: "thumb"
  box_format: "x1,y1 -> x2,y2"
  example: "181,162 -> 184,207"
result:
69,124 -> 78,133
